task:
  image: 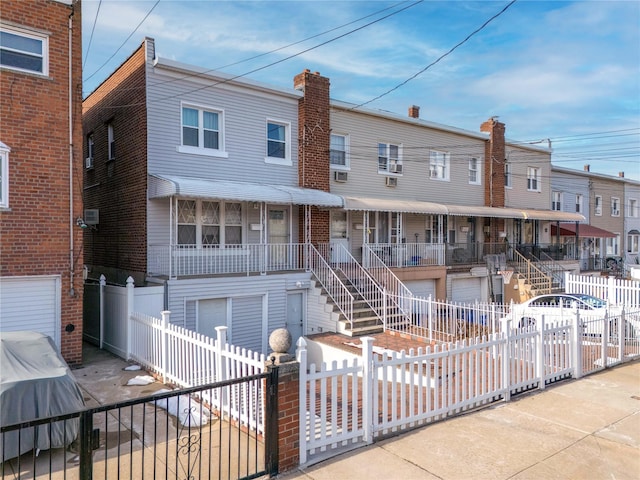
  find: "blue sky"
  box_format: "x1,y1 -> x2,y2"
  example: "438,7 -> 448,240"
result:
81,0 -> 640,181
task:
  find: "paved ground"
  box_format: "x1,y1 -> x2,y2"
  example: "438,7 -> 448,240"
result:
280,360 -> 640,480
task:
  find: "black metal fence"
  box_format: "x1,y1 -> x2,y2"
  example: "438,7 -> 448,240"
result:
1,368 -> 278,480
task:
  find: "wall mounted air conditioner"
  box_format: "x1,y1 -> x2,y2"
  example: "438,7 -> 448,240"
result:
385,177 -> 397,187
84,209 -> 99,225
85,157 -> 94,169
334,171 -> 348,182
390,164 -> 403,174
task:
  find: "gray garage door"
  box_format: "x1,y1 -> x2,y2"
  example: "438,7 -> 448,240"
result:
0,275 -> 61,347
451,277 -> 482,304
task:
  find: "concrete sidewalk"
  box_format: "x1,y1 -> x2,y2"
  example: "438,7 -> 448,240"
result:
280,361 -> 640,480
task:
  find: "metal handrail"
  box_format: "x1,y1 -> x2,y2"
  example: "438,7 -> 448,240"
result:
536,250 -> 566,288
511,247 -> 552,294
308,244 -> 354,329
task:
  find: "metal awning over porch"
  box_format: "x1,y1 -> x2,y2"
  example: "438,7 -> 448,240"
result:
148,174 -> 343,207
343,196 -> 448,214
551,223 -> 617,238
519,209 -> 585,222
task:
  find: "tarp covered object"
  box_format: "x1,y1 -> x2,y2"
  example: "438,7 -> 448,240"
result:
0,331 -> 85,462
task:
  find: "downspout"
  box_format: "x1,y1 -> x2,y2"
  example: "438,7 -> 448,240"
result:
68,8 -> 76,296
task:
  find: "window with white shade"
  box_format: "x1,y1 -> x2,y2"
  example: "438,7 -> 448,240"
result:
0,142 -> 9,208
527,167 -> 540,192
378,142 -> 402,174
330,134 -> 349,168
429,150 -> 449,181
595,195 -> 602,216
468,157 -> 481,185
611,197 -> 620,217
628,198 -> 638,218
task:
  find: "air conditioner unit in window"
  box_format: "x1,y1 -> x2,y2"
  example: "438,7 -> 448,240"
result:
85,157 -> 94,169
430,170 -> 439,178
385,177 -> 398,187
334,171 -> 348,182
84,209 -> 99,225
390,164 -> 403,174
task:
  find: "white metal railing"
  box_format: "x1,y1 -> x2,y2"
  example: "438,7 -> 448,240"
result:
565,272 -> 640,308
365,243 -> 445,268
148,243 -> 307,277
299,309 -> 640,465
308,244 -> 354,329
129,311 -> 266,433
320,243 -> 385,325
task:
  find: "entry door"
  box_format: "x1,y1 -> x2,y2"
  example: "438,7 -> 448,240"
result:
197,298 -> 227,338
268,207 -> 289,267
286,292 -> 304,354
330,210 -> 349,263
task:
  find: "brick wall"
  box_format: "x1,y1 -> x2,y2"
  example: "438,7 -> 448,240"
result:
82,42 -> 148,278
275,366 -> 300,472
0,0 -> 84,364
294,70 -> 332,244
480,118 -> 506,209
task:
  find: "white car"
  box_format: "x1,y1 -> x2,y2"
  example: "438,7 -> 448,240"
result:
503,293 -> 634,337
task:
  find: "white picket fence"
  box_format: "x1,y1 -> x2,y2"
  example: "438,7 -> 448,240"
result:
298,309 -> 640,465
129,311 -> 266,433
565,272 -> 640,308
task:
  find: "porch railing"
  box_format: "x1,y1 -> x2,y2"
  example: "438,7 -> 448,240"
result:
308,244 -> 354,329
366,243 -> 445,267
536,251 -> 566,289
510,247 -> 552,294
148,243 -> 307,277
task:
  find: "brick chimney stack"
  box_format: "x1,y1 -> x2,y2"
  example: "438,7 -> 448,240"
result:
480,117 -> 506,208
408,105 -> 420,119
584,164 -> 590,172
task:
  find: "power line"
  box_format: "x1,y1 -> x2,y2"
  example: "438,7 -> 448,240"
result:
351,0 -> 518,109
84,0 -> 161,83
82,0 -> 102,70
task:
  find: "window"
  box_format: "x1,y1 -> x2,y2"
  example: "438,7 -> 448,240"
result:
378,143 -> 402,174
0,24 -> 48,75
594,195 -> 602,216
107,123 -> 115,160
468,157 -> 481,184
629,199 -> 638,218
628,233 -> 639,254
611,197 -> 620,217
527,167 -> 540,191
0,142 -> 9,208
86,134 -> 94,168
552,191 -> 562,211
504,162 -> 512,188
178,104 -> 227,158
266,120 -> 291,165
177,199 -> 242,246
330,134 -> 349,168
606,235 -> 620,256
429,150 -> 450,180
575,194 -> 583,213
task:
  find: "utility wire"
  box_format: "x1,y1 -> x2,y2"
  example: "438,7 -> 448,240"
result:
83,0 -> 102,70
352,0 -> 518,109
84,0 -> 161,83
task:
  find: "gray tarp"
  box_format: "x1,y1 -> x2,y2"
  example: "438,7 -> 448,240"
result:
0,331 -> 85,462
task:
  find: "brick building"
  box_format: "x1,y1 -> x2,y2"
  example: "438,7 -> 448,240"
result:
0,0 -> 84,364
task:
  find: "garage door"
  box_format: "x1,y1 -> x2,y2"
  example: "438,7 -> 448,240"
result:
451,277 -> 482,304
0,275 -> 61,347
404,280 -> 436,299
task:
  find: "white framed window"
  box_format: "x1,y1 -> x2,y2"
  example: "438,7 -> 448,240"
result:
0,24 -> 48,76
552,191 -> 562,211
107,123 -> 115,160
378,142 -> 402,174
178,103 -> 227,158
575,194 -> 583,213
86,134 -> 94,169
177,199 -> 243,246
0,141 -> 9,208
429,150 -> 450,181
594,195 -> 602,216
628,199 -> 638,218
504,162 -> 512,188
611,197 -> 620,217
265,120 -> 291,165
606,234 -> 620,256
627,233 -> 639,254
527,167 -> 541,192
468,157 -> 481,185
330,134 -> 349,169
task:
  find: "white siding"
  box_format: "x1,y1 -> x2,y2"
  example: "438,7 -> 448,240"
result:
231,295 -> 264,352
404,279 -> 436,298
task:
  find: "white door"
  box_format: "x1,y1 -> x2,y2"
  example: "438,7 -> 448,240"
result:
451,277 -> 482,303
0,275 -> 61,347
268,207 -> 289,267
330,210 -> 349,262
197,298 -> 227,338
286,292 -> 304,354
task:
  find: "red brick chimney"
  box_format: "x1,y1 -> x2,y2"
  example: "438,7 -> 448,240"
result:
408,105 -> 420,119
294,69 -> 331,244
480,117 -> 506,208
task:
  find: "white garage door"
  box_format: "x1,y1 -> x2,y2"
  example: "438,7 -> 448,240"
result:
404,280 -> 436,299
451,277 -> 482,304
0,275 -> 61,347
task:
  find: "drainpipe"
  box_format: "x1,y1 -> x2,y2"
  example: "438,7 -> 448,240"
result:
68,8 -> 76,296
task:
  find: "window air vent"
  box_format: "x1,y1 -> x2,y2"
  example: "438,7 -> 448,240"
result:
385,177 -> 398,187
84,209 -> 99,225
334,171 -> 348,182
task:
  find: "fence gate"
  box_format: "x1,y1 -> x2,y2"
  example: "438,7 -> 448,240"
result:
1,371 -> 278,480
